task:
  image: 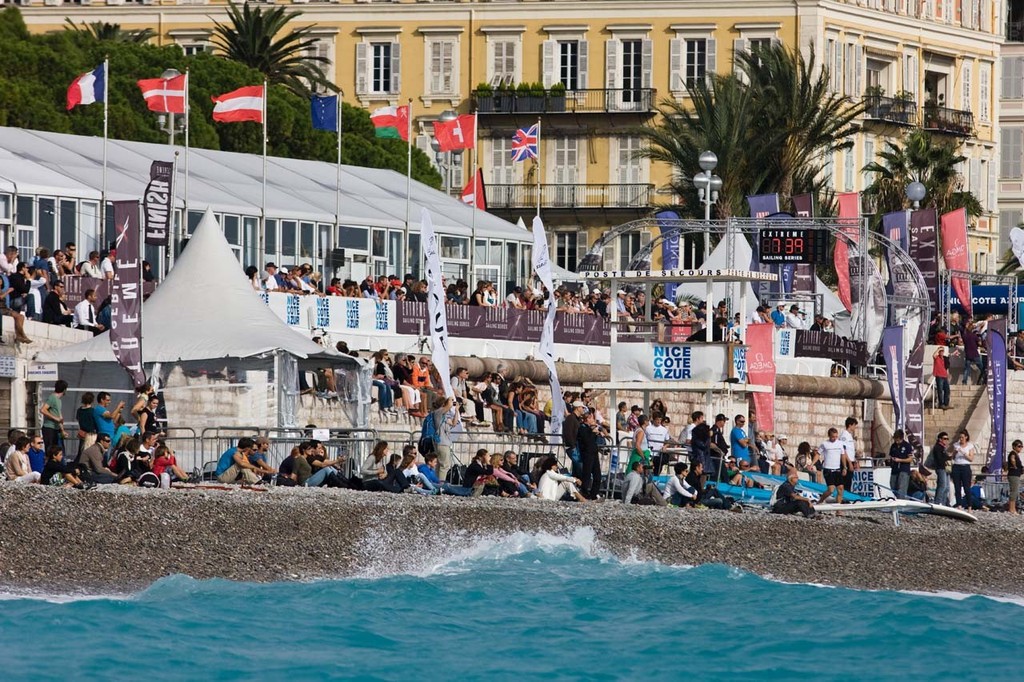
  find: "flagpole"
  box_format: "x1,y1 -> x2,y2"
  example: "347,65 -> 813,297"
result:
260,80 -> 268,270
535,116 -> 541,218
404,98 -> 413,277
333,92 -> 343,281
470,111 -> 479,282
101,56 -> 109,250
168,150 -> 179,275
182,68 -> 190,265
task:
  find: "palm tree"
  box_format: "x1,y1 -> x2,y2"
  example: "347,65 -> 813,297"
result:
862,129 -> 982,220
636,74 -> 764,218
737,42 -> 864,204
63,19 -> 155,44
211,2 -> 331,96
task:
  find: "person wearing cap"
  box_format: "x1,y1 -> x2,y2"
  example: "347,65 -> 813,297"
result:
785,305 -> 805,330
263,263 -> 284,291
770,303 -> 786,327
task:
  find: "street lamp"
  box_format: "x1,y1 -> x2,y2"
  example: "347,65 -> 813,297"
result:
906,180 -> 926,210
156,68 -> 185,145
692,150 -> 722,263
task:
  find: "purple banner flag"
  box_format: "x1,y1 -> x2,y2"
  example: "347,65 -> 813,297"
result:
905,322 -> 926,453
395,302 -> 608,346
791,193 -> 813,217
882,211 -> 912,311
882,325 -> 906,430
790,194 -> 815,294
909,208 -> 941,314
986,318 -> 1008,471
110,200 -> 146,388
143,160 -> 174,246
656,210 -> 680,299
748,194 -> 780,300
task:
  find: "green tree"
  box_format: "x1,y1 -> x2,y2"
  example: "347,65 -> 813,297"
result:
211,1 -> 330,97
861,129 -> 982,223
63,18 -> 156,44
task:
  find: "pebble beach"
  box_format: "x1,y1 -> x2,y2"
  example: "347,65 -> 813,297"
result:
2,485 -> 1022,598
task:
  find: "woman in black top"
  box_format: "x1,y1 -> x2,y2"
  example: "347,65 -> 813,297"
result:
4,261 -> 33,343
1007,439 -> 1024,514
138,394 -> 163,436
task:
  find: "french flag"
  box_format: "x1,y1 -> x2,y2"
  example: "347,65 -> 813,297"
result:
67,63 -> 106,111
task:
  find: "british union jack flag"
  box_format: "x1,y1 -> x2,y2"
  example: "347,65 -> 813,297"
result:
510,124 -> 538,162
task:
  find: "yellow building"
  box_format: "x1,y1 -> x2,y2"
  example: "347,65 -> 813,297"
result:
19,0 -> 1002,273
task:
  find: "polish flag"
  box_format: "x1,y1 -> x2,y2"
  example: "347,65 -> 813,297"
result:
211,85 -> 264,123
137,74 -> 187,114
67,64 -> 106,110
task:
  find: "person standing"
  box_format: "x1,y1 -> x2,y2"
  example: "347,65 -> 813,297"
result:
73,288 -> 105,335
839,417 -> 859,494
432,396 -> 459,482
1007,440 -> 1024,514
577,410 -> 602,500
950,430 -> 976,509
930,432 -> 952,506
932,346 -> 951,409
960,322 -> 984,385
40,380 -> 68,451
730,414 -> 751,466
817,428 -> 849,505
888,429 -> 914,499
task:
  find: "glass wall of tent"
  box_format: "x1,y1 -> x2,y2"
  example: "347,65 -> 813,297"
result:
0,192 -> 102,266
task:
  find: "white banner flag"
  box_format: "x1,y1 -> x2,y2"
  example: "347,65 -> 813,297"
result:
532,216 -> 564,443
421,209 -> 454,399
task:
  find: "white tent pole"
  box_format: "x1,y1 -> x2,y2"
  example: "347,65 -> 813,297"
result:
260,80 -> 268,270
101,56 -> 109,250
182,68 -> 190,264
333,92 -> 343,274
470,111 -> 479,282
404,98 -> 413,277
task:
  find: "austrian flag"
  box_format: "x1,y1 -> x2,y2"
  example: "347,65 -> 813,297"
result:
66,64 -> 106,110
211,85 -> 264,123
137,74 -> 187,114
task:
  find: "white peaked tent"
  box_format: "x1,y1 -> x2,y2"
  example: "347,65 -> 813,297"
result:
36,209 -> 369,428
670,232 -> 847,318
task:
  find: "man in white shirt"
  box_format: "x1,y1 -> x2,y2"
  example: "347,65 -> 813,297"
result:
817,427 -> 851,505
450,367 -> 477,423
0,245 -> 18,275
646,414 -> 672,473
785,304 -> 805,330
506,286 -> 526,309
80,251 -> 103,279
839,416 -> 859,492
73,288 -> 105,335
100,251 -> 116,280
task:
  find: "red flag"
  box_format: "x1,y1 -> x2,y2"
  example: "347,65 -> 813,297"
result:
432,114 -> 476,152
834,192 -> 860,312
746,323 -> 776,433
461,169 -> 486,209
940,208 -> 972,317
211,85 -> 264,123
137,74 -> 187,114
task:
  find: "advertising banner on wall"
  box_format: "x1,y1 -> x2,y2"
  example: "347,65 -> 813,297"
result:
110,200 -> 146,388
746,323 -> 776,432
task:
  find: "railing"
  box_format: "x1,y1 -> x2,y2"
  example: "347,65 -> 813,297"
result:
485,183 -> 653,210
862,95 -> 917,126
922,105 -> 974,136
472,88 -> 657,115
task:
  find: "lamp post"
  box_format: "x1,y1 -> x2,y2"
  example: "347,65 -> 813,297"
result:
155,68 -> 185,146
692,150 -> 722,266
430,109 -> 464,275
906,180 -> 926,210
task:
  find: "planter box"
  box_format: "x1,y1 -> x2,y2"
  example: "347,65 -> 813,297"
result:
475,95 -> 495,113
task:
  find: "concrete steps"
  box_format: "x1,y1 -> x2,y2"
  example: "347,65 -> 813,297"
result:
924,384 -> 986,441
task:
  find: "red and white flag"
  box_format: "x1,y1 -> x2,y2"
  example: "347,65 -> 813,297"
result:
211,85 -> 264,123
137,73 -> 187,114
461,169 -> 486,209
432,114 -> 476,152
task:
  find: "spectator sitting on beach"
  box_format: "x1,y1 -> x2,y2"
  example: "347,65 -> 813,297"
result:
969,474 -> 989,511
26,434 -> 45,474
463,448 -> 493,491
78,434 -> 118,484
491,452 -> 528,497
292,441 -> 339,488
360,441 -> 402,492
663,462 -> 697,507
152,444 -> 191,485
537,456 -> 587,502
3,428 -> 25,466
907,470 -> 930,502
5,436 -> 41,484
215,437 -> 262,485
502,451 -> 537,494
621,460 -> 666,506
795,441 -> 822,484
40,445 -> 84,488
392,355 -> 424,418
417,452 -> 472,496
771,469 -> 819,518
249,437 -> 278,482
108,437 -> 139,484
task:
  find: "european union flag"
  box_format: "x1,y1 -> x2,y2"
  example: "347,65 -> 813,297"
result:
311,94 -> 338,132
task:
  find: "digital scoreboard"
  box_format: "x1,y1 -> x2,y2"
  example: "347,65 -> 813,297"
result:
757,228 -> 829,264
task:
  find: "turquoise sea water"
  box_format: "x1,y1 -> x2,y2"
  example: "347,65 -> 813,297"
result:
1,529 -> 1019,681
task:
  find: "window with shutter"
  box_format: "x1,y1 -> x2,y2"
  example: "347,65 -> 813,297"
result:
558,41 -> 580,90
578,41 -> 589,89
669,38 -> 684,93
552,137 -> 579,206
640,39 -> 653,90
621,39 -> 642,100
705,37 -> 716,84
904,53 -> 917,100
490,40 -> 517,83
389,42 -> 402,94
428,40 -> 455,94
605,39 -> 620,108
615,136 -> 645,206
1001,57 -> 1022,100
825,39 -> 837,93
963,61 -> 972,111
823,152 -> 834,190
1001,128 -> 1023,179
970,157 -> 981,198
979,63 -> 990,120
732,38 -> 748,78
863,138 -> 875,186
542,40 -> 557,89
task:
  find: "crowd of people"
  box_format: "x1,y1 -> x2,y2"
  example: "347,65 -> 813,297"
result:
0,242 -> 156,344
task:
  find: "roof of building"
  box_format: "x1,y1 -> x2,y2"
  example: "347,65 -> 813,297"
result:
0,126 -> 531,241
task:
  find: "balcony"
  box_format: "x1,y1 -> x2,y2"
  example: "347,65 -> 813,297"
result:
862,95 -> 917,126
472,88 -> 656,116
486,183 -> 653,210
922,104 -> 974,137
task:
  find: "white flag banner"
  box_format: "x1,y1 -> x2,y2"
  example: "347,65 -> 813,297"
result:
532,216 -> 564,444
421,208 -> 454,399
1011,226 -> 1024,270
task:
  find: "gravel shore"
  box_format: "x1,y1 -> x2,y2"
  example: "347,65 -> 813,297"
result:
1,485 -> 1022,597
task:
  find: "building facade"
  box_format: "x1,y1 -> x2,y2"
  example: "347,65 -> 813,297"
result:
15,0 -> 1003,274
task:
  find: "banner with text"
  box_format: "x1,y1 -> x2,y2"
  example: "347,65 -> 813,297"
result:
421,209 -> 454,399
143,160 -> 174,246
110,200 -> 146,388
610,343 -> 739,383
909,208 -> 941,314
986,318 -> 1007,471
792,330 -> 869,366
882,326 -> 906,430
532,216 -> 565,444
940,208 -> 972,319
747,193 -> 781,300
746,323 -> 776,432
834,192 -> 860,311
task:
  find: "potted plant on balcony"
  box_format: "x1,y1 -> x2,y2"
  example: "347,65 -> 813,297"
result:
548,81 -> 567,113
863,85 -> 886,120
893,90 -> 916,125
474,82 -> 494,113
494,82 -> 514,113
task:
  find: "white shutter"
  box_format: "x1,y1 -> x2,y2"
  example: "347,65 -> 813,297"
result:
578,40 -> 589,88
970,157 -> 981,198
963,61 -> 972,111
844,149 -> 855,191
542,40 -> 557,88
355,43 -> 369,95
733,38 -> 748,77
825,40 -> 836,93
1001,128 -> 1022,178
429,42 -> 442,93
843,44 -> 854,97
670,38 -> 684,92
448,41 -> 458,95
605,39 -> 620,109
854,45 -> 863,97
705,37 -> 716,84
980,63 -> 990,120
834,41 -> 843,93
904,53 -> 917,100
988,159 -> 998,211
641,38 -> 654,90
390,41 -> 401,94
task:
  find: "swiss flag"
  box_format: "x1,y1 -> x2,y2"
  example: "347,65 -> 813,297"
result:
433,114 -> 476,152
461,169 -> 486,210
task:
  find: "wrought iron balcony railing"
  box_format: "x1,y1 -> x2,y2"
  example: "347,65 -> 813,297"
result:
485,183 -> 654,210
922,104 -> 974,137
472,88 -> 656,115
862,94 -> 917,126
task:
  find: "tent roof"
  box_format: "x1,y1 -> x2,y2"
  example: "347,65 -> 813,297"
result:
0,126 -> 529,242
35,209 -> 346,364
